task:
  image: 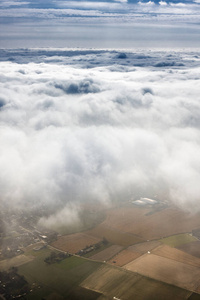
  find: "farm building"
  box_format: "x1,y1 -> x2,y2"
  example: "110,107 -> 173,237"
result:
132,198 -> 157,206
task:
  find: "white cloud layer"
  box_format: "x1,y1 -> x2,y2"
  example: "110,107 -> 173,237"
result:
1,49 -> 200,222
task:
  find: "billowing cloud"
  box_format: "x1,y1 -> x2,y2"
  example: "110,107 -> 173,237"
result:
1,49 -> 200,224
159,1 -> 167,5
38,204 -> 80,230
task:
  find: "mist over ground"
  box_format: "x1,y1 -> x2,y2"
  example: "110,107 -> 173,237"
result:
1,49 -> 200,227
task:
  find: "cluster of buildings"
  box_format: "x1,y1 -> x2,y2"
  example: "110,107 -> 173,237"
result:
0,209 -> 57,260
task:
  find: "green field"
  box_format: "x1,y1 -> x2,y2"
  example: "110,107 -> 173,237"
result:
159,233 -> 197,248
188,293 -> 200,300
56,256 -> 86,270
18,249 -> 103,299
24,247 -> 54,257
26,286 -> 102,300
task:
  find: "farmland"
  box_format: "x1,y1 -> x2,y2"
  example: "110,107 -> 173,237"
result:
189,294 -> 200,300
51,232 -> 101,253
0,254 -> 34,271
178,241 -> 200,258
152,244 -> 200,268
99,204 -> 200,240
14,247 -> 200,300
18,249 -> 103,299
89,245 -> 123,262
49,203 -> 200,260
2,201 -> 200,299
86,224 -> 144,246
81,264 -> 193,300
124,253 -> 200,291
108,249 -> 141,267
128,240 -> 161,254
160,233 -> 197,248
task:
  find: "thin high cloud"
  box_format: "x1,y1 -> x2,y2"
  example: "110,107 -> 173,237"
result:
0,0 -> 200,48
1,49 -> 200,226
0,1 -> 29,7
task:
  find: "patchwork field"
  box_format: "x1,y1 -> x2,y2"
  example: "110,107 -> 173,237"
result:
152,244 -> 200,268
5,202 -> 200,299
89,245 -> 123,262
124,253 -> 200,292
128,240 -> 161,254
18,250 -> 103,299
99,205 -> 200,240
81,264 -> 192,300
51,232 -> 101,253
86,224 -> 144,247
108,249 -> 141,267
178,241 -> 200,258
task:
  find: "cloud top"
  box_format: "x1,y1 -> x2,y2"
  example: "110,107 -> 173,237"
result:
1,49 -> 200,223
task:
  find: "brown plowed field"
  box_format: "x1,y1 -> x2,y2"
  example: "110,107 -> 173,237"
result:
98,205 -> 200,240
81,264 -> 192,300
128,240 -> 161,253
90,245 -> 123,262
86,224 -> 144,246
51,233 -> 101,253
178,241 -> 200,258
152,244 -> 200,267
108,249 -> 141,266
124,253 -> 200,292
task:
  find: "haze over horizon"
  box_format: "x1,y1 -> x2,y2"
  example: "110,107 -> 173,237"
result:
0,0 -> 200,48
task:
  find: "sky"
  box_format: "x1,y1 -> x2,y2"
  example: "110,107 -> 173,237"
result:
0,0 -> 200,48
